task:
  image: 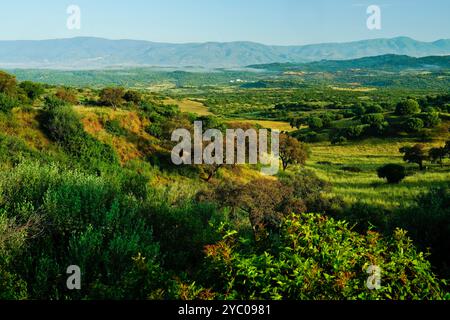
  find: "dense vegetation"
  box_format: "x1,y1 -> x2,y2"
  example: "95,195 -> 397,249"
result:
0,66 -> 449,300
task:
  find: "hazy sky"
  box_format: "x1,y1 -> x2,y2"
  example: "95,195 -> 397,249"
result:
0,0 -> 449,45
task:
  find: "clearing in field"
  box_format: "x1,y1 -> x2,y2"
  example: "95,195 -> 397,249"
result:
227,119 -> 295,132
164,98 -> 213,116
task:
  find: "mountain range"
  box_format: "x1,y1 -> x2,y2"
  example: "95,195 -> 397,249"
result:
248,54 -> 450,72
0,36 -> 449,69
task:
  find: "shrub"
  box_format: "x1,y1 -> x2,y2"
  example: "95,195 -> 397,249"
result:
145,123 -> 163,139
55,87 -> 78,104
99,87 -> 125,108
377,164 -> 406,184
0,134 -> 36,165
123,90 -> 142,105
19,81 -> 44,101
392,187 -> 450,277
344,125 -> 365,139
331,135 -> 347,145
204,213 -> 446,300
43,105 -> 119,167
105,119 -> 128,137
44,95 -> 67,110
0,161 -> 168,299
341,166 -> 362,173
0,93 -> 19,113
0,71 -> 17,95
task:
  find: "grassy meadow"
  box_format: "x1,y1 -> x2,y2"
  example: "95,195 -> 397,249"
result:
308,139 -> 450,208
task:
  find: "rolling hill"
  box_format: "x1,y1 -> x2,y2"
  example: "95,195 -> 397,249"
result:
248,54 -> 450,72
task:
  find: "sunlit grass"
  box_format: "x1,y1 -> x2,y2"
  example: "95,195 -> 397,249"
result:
307,138 -> 450,209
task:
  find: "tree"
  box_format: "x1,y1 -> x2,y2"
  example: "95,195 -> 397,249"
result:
366,104 -> 383,114
55,87 -> 78,104
99,87 -> 125,109
377,164 -> 406,184
403,117 -> 424,133
307,116 -> 323,130
361,113 -> 388,135
422,112 -> 441,128
331,135 -> 347,145
19,81 -> 44,101
123,90 -> 142,104
361,113 -> 385,126
395,99 -> 421,116
400,144 -> 427,170
344,125 -> 365,139
199,171 -> 335,240
351,103 -> 366,116
279,134 -> 309,171
429,147 -> 447,167
0,71 -> 17,96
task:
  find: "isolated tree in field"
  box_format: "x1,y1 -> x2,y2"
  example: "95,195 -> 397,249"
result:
377,164 -> 407,184
403,117 -> 424,133
0,71 -> 17,96
429,147 -> 447,167
395,99 -> 421,116
99,87 -> 125,109
279,134 -> 309,171
400,144 -> 427,170
19,81 -> 44,101
444,140 -> 450,154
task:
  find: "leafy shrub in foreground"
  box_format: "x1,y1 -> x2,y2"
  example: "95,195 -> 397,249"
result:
204,213 -> 447,300
392,187 -> 450,278
0,161 -> 168,299
43,105 -> 119,167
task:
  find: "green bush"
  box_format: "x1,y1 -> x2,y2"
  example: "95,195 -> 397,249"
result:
396,99 -> 421,116
392,187 -> 450,277
204,213 -> 446,300
104,119 -> 128,137
0,93 -> 19,113
0,134 -> 36,165
377,164 -> 407,184
19,81 -> 44,101
421,112 -> 441,128
0,161 -> 168,299
403,117 -> 424,133
44,95 -> 67,110
43,105 -> 119,167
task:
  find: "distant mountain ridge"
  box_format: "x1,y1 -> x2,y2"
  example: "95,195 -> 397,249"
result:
248,54 -> 450,72
0,36 -> 450,69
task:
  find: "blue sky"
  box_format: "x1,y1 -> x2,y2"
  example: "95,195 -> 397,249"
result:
0,0 -> 449,45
